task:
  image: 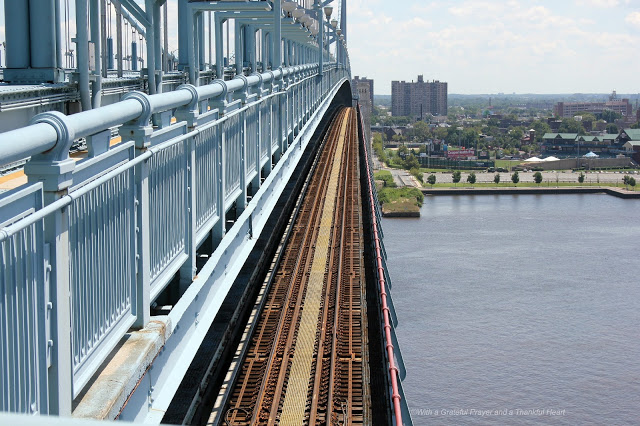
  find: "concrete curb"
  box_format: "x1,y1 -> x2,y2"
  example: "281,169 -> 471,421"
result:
73,317 -> 172,420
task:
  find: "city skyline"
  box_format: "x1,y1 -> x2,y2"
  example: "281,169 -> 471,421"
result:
349,0 -> 640,95
1,1 -> 639,96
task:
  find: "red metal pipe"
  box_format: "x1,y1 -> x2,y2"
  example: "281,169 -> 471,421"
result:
357,105 -> 404,426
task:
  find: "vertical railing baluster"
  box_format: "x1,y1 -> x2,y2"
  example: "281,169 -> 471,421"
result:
23,112 -> 76,415
175,85 -> 200,290
120,92 -> 153,329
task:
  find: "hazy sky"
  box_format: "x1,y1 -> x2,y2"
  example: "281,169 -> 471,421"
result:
348,0 -> 640,94
1,0 -> 639,95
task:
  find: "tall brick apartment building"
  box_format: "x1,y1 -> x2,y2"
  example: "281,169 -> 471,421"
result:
391,75 -> 447,118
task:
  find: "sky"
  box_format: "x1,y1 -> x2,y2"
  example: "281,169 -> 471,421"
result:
1,0 -> 640,95
347,0 -> 640,94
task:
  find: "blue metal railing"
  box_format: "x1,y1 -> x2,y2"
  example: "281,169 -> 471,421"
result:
0,63 -> 349,415
0,184 -> 48,415
357,104 -> 413,425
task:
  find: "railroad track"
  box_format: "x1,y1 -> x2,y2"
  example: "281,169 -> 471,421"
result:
216,107 -> 369,425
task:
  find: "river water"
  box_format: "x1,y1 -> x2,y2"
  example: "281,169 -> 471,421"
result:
382,194 -> 639,425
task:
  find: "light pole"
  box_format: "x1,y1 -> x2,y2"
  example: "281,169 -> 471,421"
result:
324,6 -> 333,63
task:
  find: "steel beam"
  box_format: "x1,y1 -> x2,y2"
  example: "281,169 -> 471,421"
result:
114,0 -> 150,28
112,0 -> 147,37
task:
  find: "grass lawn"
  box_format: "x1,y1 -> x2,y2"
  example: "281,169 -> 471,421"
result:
494,159 -> 522,170
381,199 -> 420,215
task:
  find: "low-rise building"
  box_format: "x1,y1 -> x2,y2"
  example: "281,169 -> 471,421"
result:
554,99 -> 632,118
541,131 -> 628,158
622,140 -> 640,163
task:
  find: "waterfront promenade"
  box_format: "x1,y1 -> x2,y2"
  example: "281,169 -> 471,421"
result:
421,186 -> 640,199
421,170 -> 638,185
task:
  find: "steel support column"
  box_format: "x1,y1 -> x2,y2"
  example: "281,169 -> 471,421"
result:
274,0 -> 282,70
77,0 -> 92,110
235,22 -> 243,75
4,0 -> 64,83
4,1 -> 30,70
178,0 -> 189,70
198,12 -> 205,71
116,2 -> 123,76
215,16 -> 225,79
153,0 -> 163,93
145,0 -> 157,94
90,0 -> 103,108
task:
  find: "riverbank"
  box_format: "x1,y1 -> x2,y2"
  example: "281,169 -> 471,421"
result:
421,186 -> 640,199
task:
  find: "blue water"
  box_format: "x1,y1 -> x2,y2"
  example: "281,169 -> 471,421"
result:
382,194 -> 640,425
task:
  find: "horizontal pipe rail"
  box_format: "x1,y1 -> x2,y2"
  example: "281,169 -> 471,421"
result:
0,63 -> 323,168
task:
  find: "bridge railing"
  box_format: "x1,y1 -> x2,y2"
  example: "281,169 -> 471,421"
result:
357,105 -> 413,426
0,63 -> 349,415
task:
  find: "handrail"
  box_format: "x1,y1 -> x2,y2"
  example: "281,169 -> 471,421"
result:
357,104 -> 405,426
0,63 -> 322,167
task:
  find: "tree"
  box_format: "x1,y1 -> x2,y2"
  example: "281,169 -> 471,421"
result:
533,171 -> 543,185
530,120 -> 551,143
427,174 -> 436,187
494,173 -> 501,185
404,154 -> 420,170
392,134 -> 406,144
601,109 -> 622,123
630,177 -> 637,190
467,172 -> 476,185
511,171 -> 519,186
412,121 -> 431,141
410,167 -> 424,184
508,126 -> 525,144
558,118 -> 585,135
452,170 -> 461,186
433,126 -> 448,141
606,124 -> 618,134
578,172 -> 585,184
623,175 -> 635,189
575,112 -> 597,123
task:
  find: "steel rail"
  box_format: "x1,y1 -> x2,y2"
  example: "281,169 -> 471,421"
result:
309,108 -> 352,424
220,107 -> 371,425
218,106 -> 335,424
224,109 -> 346,424
324,108 -> 354,424
261,109 -> 348,426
